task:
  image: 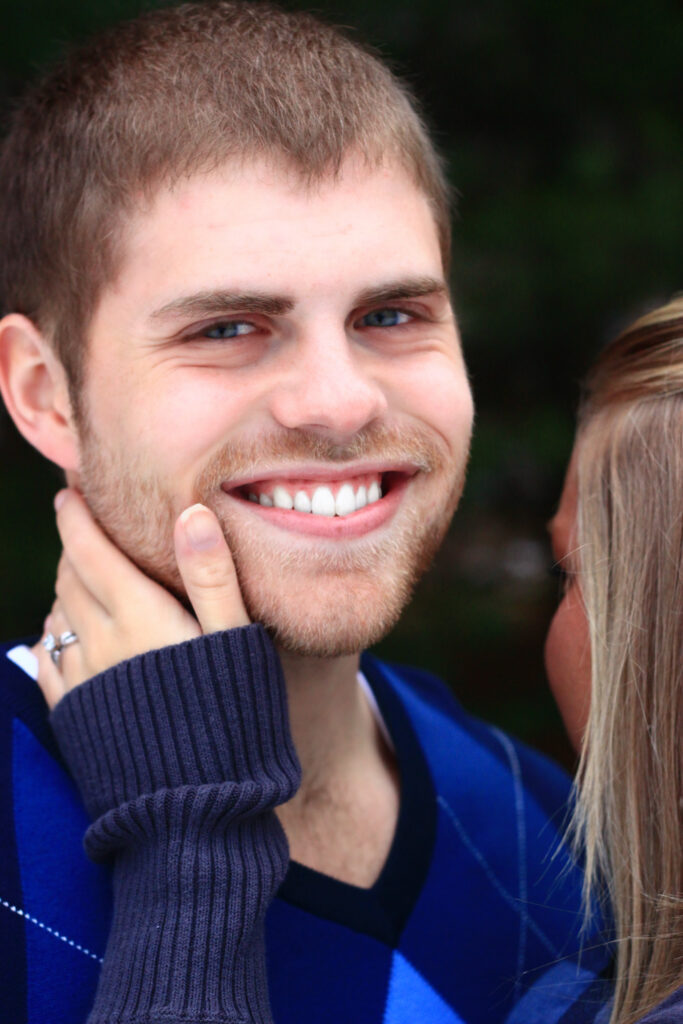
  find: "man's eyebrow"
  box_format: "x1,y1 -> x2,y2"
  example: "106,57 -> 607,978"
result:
150,290 -> 295,321
149,277 -> 448,323
354,276 -> 450,307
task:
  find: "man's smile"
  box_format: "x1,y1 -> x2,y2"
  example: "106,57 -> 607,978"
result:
221,464 -> 417,537
245,473 -> 383,515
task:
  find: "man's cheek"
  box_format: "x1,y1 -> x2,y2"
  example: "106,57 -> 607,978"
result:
421,366 -> 473,439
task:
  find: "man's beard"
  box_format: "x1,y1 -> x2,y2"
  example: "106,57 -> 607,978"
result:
78,423 -> 469,658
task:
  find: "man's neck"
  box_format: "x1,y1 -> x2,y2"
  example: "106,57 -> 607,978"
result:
276,648 -> 400,887
278,650 -> 364,790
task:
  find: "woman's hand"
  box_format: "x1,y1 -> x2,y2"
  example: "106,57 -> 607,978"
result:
36,489 -> 249,708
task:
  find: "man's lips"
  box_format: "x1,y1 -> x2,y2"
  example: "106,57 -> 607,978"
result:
220,464 -> 415,533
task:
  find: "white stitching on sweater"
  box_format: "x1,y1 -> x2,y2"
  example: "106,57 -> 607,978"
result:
0,896 -> 104,963
437,794 -> 561,959
490,726 -> 529,995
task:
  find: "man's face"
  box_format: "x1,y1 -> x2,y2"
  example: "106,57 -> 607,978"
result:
76,157 -> 474,656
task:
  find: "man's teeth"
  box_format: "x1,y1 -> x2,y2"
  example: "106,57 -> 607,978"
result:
294,490 -> 312,513
273,485 -> 294,510
250,481 -> 383,516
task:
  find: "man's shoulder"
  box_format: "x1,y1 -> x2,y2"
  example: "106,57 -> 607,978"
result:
0,639 -> 57,756
360,655 -> 612,1014
0,640 -> 110,1022
0,638 -> 74,806
0,639 -> 77,833
363,652 -> 573,823
0,638 -> 52,737
639,987 -> 683,1023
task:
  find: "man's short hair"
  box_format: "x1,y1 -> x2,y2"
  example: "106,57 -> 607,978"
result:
0,1 -> 451,405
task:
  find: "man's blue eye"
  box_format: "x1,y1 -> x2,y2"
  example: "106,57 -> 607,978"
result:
362,309 -> 410,328
204,321 -> 253,339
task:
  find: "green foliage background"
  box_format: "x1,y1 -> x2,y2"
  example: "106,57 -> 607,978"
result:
1,0 -> 681,767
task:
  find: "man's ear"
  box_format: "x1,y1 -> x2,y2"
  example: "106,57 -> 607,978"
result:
0,313 -> 80,471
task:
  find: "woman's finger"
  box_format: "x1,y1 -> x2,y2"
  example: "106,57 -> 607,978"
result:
55,553 -> 109,633
35,610 -> 66,709
174,504 -> 250,635
36,640 -> 65,710
47,601 -> 89,689
35,601 -> 89,707
55,489 -> 161,615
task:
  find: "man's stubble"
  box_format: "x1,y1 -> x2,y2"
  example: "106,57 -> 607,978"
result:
77,421 -> 470,658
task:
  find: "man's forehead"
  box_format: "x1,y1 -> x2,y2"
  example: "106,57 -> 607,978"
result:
121,154 -> 437,245
98,157 -> 447,322
127,151 -> 401,214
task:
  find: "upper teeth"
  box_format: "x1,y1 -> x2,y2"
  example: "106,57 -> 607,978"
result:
251,481 -> 382,517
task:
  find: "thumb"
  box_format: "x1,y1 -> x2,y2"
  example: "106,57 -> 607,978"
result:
174,504 -> 250,634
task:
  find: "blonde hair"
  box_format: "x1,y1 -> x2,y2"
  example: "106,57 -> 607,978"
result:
0,1 -> 450,405
572,296 -> 683,1022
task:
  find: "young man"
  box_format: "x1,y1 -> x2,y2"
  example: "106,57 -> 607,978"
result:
0,4 -> 610,1022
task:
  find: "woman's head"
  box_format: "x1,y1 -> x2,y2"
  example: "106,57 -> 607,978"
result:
547,296 -> 683,1023
547,297 -> 683,751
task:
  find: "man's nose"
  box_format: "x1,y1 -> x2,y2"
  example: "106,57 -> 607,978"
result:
270,325 -> 388,439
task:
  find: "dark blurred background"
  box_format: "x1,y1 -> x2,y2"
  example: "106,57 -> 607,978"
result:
1,0 -> 681,769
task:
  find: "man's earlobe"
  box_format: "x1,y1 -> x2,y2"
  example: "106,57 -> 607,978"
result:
0,314 -> 80,470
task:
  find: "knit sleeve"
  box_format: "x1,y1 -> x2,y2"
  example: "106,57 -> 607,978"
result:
50,623 -> 301,1024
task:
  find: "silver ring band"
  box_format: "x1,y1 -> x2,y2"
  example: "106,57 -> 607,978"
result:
42,630 -> 79,668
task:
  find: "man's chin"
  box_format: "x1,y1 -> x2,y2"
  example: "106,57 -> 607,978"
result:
245,589 -> 409,660
233,529 -> 443,660
219,490 -> 458,659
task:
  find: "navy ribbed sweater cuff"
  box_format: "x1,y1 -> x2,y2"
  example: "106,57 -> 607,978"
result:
50,624 -> 301,1024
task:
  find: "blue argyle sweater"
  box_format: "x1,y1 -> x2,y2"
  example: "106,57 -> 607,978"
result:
0,637 -> 612,1023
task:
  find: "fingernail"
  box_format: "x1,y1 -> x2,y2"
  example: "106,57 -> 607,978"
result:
180,504 -> 222,551
54,490 -> 67,511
